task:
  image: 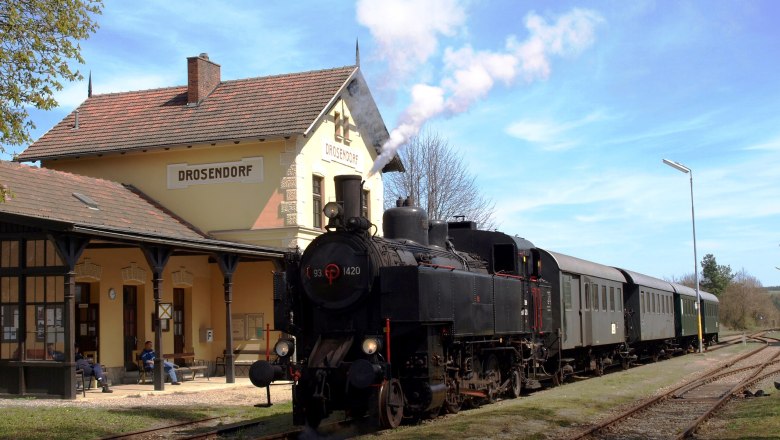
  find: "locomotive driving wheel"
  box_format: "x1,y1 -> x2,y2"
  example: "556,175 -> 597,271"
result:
444,375 -> 462,414
378,379 -> 404,429
510,370 -> 522,398
483,355 -> 501,403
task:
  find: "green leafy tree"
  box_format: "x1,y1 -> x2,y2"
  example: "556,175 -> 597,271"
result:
0,0 -> 102,150
700,253 -> 733,296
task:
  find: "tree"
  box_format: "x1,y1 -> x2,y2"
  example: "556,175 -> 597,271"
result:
383,130 -> 496,229
719,269 -> 780,330
0,0 -> 102,150
699,253 -> 733,296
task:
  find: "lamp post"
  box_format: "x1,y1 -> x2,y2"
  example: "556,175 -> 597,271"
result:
663,158 -> 704,353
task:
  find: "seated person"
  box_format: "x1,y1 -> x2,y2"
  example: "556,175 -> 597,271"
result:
140,340 -> 180,385
75,344 -> 112,393
46,343 -> 65,362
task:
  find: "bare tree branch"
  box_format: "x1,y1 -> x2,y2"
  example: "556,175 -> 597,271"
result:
383,130 -> 497,229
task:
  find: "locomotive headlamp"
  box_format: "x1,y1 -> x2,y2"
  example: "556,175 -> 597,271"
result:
361,337 -> 382,355
274,339 -> 295,358
323,202 -> 341,219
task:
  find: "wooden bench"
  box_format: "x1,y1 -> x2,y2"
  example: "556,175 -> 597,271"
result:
215,349 -> 271,376
136,351 -> 208,383
162,352 -> 209,381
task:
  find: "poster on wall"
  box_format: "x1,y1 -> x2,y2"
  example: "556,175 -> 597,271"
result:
36,306 -> 45,341
231,315 -> 246,341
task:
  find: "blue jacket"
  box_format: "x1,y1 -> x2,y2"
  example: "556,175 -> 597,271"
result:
140,348 -> 155,370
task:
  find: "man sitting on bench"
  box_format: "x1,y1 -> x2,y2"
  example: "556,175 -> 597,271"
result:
75,344 -> 112,393
140,340 -> 180,385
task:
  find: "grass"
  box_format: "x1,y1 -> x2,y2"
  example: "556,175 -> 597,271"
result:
699,385 -> 780,439
360,344 -> 758,440
0,402 -> 293,440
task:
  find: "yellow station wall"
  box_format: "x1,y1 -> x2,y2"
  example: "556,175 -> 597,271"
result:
76,248 -> 274,369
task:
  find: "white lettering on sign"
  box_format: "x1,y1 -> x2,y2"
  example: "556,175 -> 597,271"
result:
167,157 -> 263,189
322,139 -> 361,170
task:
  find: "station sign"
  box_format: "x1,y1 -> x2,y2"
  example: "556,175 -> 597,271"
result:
322,139 -> 361,170
167,157 -> 263,189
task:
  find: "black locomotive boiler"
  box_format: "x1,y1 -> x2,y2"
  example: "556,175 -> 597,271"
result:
254,175 -> 552,428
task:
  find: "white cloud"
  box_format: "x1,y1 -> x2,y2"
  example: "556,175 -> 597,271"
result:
743,136 -> 780,151
505,110 -> 609,150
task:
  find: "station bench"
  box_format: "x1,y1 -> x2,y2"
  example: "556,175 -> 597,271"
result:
215,349 -> 274,376
163,352 -> 210,381
136,352 -> 209,383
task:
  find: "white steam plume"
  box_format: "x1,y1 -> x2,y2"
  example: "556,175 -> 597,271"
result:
366,7 -> 603,176
356,0 -> 466,79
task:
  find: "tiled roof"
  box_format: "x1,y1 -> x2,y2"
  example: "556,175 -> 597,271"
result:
18,66 -> 359,161
0,161 -> 209,240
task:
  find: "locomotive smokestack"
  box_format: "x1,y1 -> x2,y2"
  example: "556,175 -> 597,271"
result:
335,175 -> 362,219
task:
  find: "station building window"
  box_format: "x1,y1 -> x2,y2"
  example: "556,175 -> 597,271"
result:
334,112 -> 341,138
312,175 -> 323,229
1,238 -> 65,361
362,189 -> 370,220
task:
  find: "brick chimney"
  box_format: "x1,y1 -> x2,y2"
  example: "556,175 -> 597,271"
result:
187,53 -> 220,105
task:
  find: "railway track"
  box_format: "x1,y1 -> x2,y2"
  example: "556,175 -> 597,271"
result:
570,333 -> 780,440
100,410 -> 364,440
101,332 -> 778,440
100,416 -> 225,440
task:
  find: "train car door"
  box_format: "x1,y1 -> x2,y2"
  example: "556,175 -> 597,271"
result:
561,273 -> 582,348
581,280 -> 593,346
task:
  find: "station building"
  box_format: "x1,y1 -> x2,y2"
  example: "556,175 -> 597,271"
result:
0,52 -> 401,398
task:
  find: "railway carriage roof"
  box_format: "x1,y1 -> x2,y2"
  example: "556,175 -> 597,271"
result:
539,249 -> 626,283
671,283 -> 697,298
699,290 -> 719,303
617,268 -> 674,292
670,283 -> 718,303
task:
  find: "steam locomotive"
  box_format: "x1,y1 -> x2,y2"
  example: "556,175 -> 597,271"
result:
251,174 -> 719,429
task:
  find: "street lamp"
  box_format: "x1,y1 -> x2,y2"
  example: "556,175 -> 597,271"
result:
663,158 -> 704,353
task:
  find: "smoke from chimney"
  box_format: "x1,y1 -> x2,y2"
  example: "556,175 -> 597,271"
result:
362,4 -> 603,175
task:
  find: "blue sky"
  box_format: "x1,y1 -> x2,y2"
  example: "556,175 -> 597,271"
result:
5,0 -> 780,286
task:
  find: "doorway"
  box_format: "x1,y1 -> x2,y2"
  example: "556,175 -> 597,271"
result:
75,283 -> 99,356
173,288 -> 185,355
123,286 -> 138,370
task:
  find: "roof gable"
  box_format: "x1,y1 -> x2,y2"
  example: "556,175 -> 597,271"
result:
18,66 -> 360,162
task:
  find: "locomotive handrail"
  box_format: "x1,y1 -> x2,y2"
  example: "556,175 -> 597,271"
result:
417,262 -> 457,270
495,272 -> 525,280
